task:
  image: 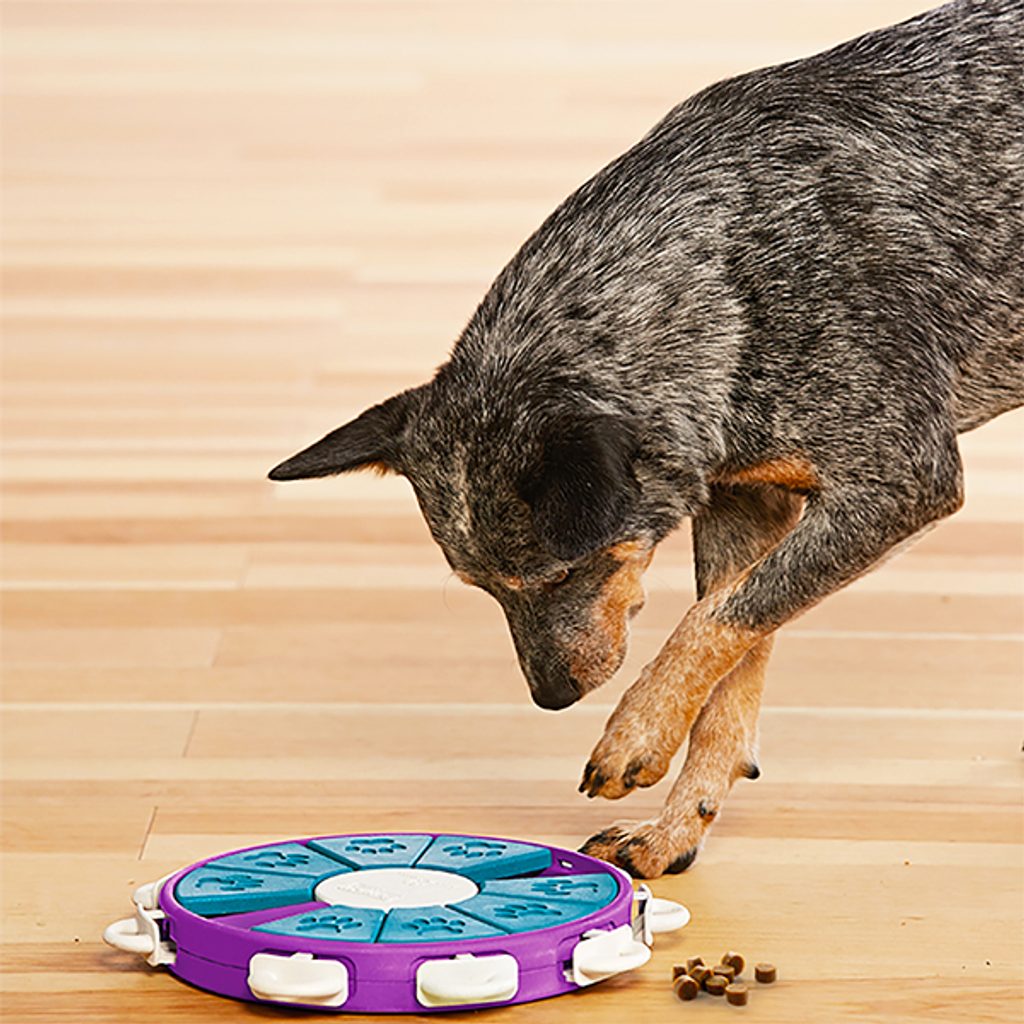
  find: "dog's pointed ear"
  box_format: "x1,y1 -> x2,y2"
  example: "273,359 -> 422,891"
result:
268,387 -> 422,481
518,412 -> 640,560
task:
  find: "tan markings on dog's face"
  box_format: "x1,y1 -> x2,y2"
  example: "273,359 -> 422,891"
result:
569,540 -> 654,692
454,569 -> 522,592
716,455 -> 820,492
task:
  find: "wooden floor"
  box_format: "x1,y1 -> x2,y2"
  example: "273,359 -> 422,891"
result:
2,2 -> 1022,1022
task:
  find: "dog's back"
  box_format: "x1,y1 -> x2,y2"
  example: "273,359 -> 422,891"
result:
456,0 -> 1023,456
681,0 -> 1024,435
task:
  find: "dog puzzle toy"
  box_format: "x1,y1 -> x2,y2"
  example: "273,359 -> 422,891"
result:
104,832 -> 689,1012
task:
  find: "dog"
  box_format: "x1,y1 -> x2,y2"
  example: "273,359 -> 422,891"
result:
269,0 -> 1024,878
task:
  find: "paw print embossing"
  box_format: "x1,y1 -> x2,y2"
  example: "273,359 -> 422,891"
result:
243,850 -> 311,868
195,874 -> 265,891
294,912 -> 360,934
405,915 -> 467,936
345,837 -> 406,856
443,840 -> 505,860
490,900 -> 561,920
531,878 -> 601,897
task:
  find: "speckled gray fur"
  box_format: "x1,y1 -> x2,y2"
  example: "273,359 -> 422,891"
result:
271,0 -> 1023,710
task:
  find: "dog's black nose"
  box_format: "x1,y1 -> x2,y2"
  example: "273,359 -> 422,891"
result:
528,666 -> 580,711
531,686 -> 579,711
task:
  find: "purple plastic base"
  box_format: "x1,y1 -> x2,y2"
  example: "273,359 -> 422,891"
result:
158,833 -> 634,1014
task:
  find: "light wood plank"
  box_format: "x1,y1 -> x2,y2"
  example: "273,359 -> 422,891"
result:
2,1 -> 1021,1022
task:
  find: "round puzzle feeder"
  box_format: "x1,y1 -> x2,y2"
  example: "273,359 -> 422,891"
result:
104,832 -> 689,1012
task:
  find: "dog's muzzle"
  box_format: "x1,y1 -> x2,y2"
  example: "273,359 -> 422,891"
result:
526,662 -> 581,711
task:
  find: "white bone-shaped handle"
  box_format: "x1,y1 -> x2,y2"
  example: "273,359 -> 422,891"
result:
103,874 -> 176,968
247,952 -> 349,1007
572,924 -> 652,986
416,954 -> 518,1007
103,917 -> 155,955
633,884 -> 691,943
647,896 -> 691,933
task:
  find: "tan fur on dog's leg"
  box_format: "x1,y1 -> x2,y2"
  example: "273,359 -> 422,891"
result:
581,638 -> 773,877
580,486 -> 803,801
579,592 -> 761,799
581,485 -> 803,874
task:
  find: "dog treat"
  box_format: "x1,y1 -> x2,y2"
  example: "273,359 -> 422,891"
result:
686,956 -> 705,973
673,974 -> 700,1001
672,964 -> 689,981
690,964 -> 712,986
725,983 -> 749,1006
754,963 -> 777,984
705,974 -> 728,996
712,963 -> 737,982
722,950 -> 745,974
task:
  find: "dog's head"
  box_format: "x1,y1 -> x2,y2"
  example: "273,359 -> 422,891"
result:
269,378 -> 658,710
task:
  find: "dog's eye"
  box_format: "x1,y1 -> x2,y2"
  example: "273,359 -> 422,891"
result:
544,568 -> 572,589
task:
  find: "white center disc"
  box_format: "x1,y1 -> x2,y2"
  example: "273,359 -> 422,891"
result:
314,867 -> 479,911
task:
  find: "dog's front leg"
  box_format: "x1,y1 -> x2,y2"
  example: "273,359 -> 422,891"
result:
576,586 -> 758,800
581,485 -> 802,875
579,485 -> 803,802
581,636 -> 779,876
580,441 -> 964,876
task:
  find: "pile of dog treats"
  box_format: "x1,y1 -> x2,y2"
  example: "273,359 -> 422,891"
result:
671,951 -> 776,1007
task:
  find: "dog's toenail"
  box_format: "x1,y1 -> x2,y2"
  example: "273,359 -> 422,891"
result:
742,762 -> 761,780
579,827 -> 621,855
666,847 -> 698,874
622,759 -> 644,789
617,849 -> 644,878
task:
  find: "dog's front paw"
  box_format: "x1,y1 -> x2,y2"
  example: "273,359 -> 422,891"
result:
578,698 -> 674,799
578,745 -> 670,800
582,754 -> 754,875
579,820 -> 701,879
